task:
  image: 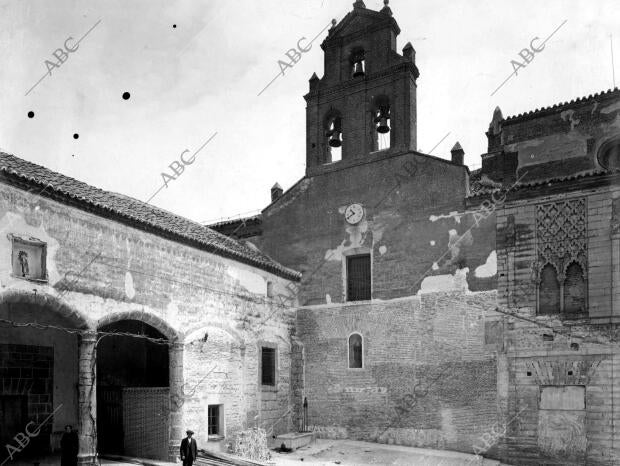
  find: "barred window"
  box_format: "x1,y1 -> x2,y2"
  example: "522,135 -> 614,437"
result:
347,254 -> 371,301
208,405 -> 221,436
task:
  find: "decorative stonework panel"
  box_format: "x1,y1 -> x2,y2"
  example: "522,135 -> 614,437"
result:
536,198 -> 587,279
536,199 -> 587,315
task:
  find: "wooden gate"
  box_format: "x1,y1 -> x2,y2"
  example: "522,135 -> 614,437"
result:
122,387 -> 170,460
97,387 -> 124,455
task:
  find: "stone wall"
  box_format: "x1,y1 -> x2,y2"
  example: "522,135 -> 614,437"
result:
491,178 -> 620,464
0,181 -> 298,454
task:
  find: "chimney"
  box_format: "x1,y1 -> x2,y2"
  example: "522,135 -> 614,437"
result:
451,142 -> 464,165
402,42 -> 415,63
271,183 -> 283,202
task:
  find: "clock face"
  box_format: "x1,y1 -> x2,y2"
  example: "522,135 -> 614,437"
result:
344,203 -> 364,225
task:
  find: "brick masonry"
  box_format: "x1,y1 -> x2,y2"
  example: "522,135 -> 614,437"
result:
295,291 -> 498,452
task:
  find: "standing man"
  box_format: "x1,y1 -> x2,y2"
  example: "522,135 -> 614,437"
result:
60,425 -> 78,466
179,430 -> 198,466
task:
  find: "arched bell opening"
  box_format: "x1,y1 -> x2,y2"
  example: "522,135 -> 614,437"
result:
370,95 -> 391,151
350,48 -> 366,78
324,111 -> 343,163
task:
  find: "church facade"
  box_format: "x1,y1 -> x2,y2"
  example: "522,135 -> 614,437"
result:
214,1 -> 620,465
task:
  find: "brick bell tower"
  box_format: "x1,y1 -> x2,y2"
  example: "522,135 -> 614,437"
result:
305,0 -> 420,175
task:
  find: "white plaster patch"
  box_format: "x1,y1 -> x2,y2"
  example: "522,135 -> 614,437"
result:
474,251 -> 497,278
432,262 -> 439,271
447,229 -> 473,265
429,211 -> 462,224
226,267 -> 266,295
419,268 -> 470,294
164,300 -> 180,327
560,109 -> 580,130
325,221 -> 369,261
430,240 -> 436,246
124,271 -> 135,299
441,409 -> 457,443
378,245 -> 387,255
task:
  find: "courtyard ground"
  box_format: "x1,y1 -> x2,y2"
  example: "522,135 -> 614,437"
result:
267,439 -> 507,466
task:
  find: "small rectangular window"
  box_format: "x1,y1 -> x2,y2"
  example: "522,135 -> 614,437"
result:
261,347 -> 276,386
208,404 -> 222,436
347,254 -> 371,301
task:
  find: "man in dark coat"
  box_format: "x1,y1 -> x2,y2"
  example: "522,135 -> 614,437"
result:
179,430 -> 198,466
60,425 -> 78,466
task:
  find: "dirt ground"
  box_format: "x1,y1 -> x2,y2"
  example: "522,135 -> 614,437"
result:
267,439 -> 504,466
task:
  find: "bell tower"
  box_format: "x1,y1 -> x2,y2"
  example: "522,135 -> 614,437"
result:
305,0 -> 420,175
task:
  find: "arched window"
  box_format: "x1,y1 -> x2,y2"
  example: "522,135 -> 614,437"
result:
324,112 -> 342,163
371,96 -> 391,151
563,262 -> 586,314
350,49 -> 365,78
597,138 -> 620,170
539,264 -> 560,314
348,333 -> 363,368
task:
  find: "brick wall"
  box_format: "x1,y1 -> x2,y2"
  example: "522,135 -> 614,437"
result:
295,290 -> 499,453
258,150 -> 495,306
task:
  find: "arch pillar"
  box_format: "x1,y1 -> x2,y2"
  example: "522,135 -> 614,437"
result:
77,332 -> 97,465
168,342 -> 184,462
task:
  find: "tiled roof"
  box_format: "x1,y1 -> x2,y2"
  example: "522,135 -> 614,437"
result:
504,87 -> 620,123
208,215 -> 262,229
0,152 -> 301,281
468,167 -> 620,198
468,168 -> 503,197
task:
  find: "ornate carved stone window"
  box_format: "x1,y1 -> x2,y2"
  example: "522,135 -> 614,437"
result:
8,234 -> 47,282
536,199 -> 587,315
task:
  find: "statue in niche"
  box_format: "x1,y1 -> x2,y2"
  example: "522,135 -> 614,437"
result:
17,250 -> 29,277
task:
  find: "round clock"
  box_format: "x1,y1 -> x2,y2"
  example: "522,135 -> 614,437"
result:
344,203 -> 364,225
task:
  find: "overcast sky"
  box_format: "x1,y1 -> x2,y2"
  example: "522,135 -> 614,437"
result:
0,0 -> 618,224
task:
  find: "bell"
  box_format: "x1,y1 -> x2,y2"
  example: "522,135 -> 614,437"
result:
329,130 -> 342,147
376,116 -> 390,134
352,61 -> 365,78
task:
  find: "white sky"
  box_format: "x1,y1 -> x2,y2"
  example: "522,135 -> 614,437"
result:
0,0 -> 618,224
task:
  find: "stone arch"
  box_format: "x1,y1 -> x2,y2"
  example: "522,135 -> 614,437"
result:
0,289 -> 91,329
184,322 -> 245,347
96,310 -> 180,341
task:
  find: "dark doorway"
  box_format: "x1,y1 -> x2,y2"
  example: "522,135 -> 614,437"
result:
0,396 -> 28,458
96,320 -> 170,460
